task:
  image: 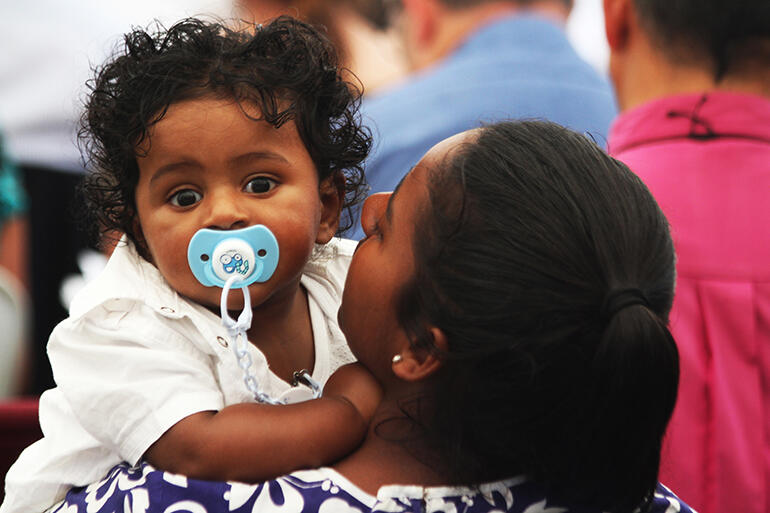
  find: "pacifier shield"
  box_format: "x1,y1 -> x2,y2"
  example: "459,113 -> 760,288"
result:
187,225 -> 279,288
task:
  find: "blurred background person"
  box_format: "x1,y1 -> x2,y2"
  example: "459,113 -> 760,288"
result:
0,1 -> 230,395
0,132 -> 28,398
0,133 -> 26,302
349,0 -> 617,238
604,0 -> 770,512
237,0 -> 408,93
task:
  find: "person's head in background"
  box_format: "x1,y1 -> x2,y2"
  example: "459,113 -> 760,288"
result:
604,0 -> 770,110
385,0 -> 573,71
343,120 -> 679,512
236,0 -> 407,92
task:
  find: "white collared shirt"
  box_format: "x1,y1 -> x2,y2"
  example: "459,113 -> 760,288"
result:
0,238 -> 356,513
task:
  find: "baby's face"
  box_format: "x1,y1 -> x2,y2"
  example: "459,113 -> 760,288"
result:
134,97 -> 335,310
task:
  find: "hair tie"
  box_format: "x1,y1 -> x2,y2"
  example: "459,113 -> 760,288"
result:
601,288 -> 650,320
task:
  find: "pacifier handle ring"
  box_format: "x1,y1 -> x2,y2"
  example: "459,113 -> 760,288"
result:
221,275 -> 252,330
220,275 -> 283,404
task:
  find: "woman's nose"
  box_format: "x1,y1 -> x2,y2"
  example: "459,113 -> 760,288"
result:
360,192 -> 391,236
204,189 -> 250,231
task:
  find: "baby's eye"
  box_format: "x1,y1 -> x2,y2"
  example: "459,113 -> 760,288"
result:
169,189 -> 202,207
244,177 -> 277,194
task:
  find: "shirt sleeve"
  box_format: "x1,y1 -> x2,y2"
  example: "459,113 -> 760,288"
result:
48,301 -> 225,465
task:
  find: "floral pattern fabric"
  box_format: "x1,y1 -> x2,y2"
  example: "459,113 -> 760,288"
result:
50,462 -> 695,513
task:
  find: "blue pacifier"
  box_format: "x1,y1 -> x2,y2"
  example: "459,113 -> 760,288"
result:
187,225 -> 279,289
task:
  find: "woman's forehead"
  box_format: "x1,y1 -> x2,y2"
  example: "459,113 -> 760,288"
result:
423,129 -> 478,163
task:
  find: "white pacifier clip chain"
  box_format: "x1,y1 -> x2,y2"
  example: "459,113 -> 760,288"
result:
220,275 -> 321,404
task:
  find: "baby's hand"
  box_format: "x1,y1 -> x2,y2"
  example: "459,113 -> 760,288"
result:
323,363 -> 383,426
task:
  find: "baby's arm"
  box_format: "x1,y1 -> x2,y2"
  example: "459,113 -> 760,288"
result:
143,363 -> 382,482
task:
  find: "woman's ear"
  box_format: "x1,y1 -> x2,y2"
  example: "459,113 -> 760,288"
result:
392,327 -> 448,382
316,173 -> 345,244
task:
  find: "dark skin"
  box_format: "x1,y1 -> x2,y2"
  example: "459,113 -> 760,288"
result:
136,98 -> 381,482
144,362 -> 381,482
332,400 -> 447,494
331,137 -> 471,493
147,135 -> 459,489
142,199 -> 379,482
244,279 -> 315,384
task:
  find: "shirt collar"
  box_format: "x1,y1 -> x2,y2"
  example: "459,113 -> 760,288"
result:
68,237 -> 188,320
609,91 -> 770,155
453,13 -> 570,60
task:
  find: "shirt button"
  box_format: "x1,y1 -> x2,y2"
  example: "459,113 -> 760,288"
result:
216,336 -> 229,348
159,306 -> 175,314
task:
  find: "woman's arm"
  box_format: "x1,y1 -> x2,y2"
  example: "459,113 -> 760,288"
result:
143,362 -> 382,482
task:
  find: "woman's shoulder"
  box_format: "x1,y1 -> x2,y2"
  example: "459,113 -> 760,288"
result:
370,478 -> 696,513
66,239 -> 177,321
649,483 -> 697,513
53,464 -> 376,513
53,463 -> 697,513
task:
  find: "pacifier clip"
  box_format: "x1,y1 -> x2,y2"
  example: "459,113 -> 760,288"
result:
188,225 -> 321,404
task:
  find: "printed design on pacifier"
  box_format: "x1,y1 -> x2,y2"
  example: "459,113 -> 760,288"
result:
220,252 -> 249,276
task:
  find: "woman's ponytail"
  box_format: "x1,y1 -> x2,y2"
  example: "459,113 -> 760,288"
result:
577,296 -> 679,511
394,121 -> 679,513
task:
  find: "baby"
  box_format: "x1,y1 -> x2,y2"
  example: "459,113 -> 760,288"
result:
1,16 -> 379,513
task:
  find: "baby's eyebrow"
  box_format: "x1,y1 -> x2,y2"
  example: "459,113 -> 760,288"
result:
149,151 -> 290,185
149,160 -> 200,184
230,151 -> 289,166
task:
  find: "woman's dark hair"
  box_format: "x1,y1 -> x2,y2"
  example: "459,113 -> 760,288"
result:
79,16 -> 371,252
633,0 -> 770,80
398,121 -> 679,512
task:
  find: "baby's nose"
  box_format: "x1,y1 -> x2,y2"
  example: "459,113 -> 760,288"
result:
204,193 -> 250,230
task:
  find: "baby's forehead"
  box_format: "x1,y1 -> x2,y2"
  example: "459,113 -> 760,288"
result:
133,96 -> 316,185
137,96 -> 299,148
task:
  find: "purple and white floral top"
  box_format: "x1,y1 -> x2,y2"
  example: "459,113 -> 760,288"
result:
50,462 -> 695,513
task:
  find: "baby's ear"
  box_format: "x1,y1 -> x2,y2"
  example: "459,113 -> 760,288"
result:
316,173 -> 345,244
131,218 -> 154,263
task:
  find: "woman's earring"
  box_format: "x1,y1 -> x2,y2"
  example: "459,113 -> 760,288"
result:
392,354 -> 403,364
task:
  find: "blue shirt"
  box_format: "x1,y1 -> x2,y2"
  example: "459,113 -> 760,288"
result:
350,14 -> 617,239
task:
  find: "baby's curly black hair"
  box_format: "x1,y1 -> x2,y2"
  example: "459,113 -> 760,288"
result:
79,16 -> 371,251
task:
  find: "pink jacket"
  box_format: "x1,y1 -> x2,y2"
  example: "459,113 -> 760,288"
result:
609,92 -> 770,513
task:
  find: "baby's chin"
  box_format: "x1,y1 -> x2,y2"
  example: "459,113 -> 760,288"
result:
208,283 -> 275,312
178,287 -> 249,316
